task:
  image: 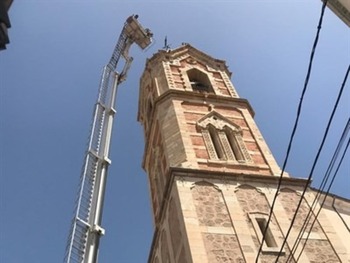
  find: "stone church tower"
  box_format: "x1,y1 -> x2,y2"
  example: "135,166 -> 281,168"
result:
137,44 -> 350,263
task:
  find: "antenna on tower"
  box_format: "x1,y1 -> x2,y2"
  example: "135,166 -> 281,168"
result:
163,36 -> 171,51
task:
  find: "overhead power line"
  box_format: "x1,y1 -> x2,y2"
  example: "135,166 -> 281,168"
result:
288,122 -> 350,261
254,1 -> 329,261
286,66 -> 350,261
295,121 -> 350,262
274,63 -> 350,262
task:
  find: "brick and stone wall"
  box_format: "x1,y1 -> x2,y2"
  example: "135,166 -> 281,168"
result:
140,45 -> 350,263
279,189 -> 340,262
165,176 -> 350,263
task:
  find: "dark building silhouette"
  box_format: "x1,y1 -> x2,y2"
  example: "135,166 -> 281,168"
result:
0,0 -> 13,50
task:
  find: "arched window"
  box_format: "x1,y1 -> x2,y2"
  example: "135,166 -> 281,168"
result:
208,125 -> 225,159
224,128 -> 244,161
248,213 -> 284,252
143,96 -> 153,135
147,98 -> 153,119
187,68 -> 214,93
197,112 -> 252,163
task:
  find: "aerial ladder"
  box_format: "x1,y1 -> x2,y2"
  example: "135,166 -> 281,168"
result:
64,15 -> 153,263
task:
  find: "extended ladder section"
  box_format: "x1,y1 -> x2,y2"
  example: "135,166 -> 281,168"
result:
64,15 -> 152,263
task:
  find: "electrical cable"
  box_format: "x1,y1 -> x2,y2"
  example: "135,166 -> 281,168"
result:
286,117 -> 350,262
286,120 -> 350,261
274,64 -> 349,262
254,1 -> 328,261
286,65 -> 350,262
295,127 -> 350,262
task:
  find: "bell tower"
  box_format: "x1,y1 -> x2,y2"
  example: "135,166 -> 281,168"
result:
137,44 -> 345,263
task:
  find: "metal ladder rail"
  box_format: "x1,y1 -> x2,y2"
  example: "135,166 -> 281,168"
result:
64,96 -> 107,263
64,15 -> 153,263
64,32 -> 131,263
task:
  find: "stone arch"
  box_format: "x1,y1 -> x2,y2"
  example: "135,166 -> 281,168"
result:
186,67 -> 214,93
236,184 -> 262,193
141,91 -> 154,136
191,182 -> 232,227
249,211 -> 270,217
279,187 -> 299,194
190,180 -> 220,191
235,184 -> 271,214
197,111 -> 241,132
146,93 -> 154,119
196,111 -> 252,162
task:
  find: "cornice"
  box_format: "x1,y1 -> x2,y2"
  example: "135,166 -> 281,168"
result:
154,89 -> 255,116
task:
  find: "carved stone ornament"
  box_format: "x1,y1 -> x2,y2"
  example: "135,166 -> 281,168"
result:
197,111 -> 241,133
186,58 -> 197,65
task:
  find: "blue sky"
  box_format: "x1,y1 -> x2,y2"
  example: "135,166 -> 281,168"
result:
1,1 -> 349,262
